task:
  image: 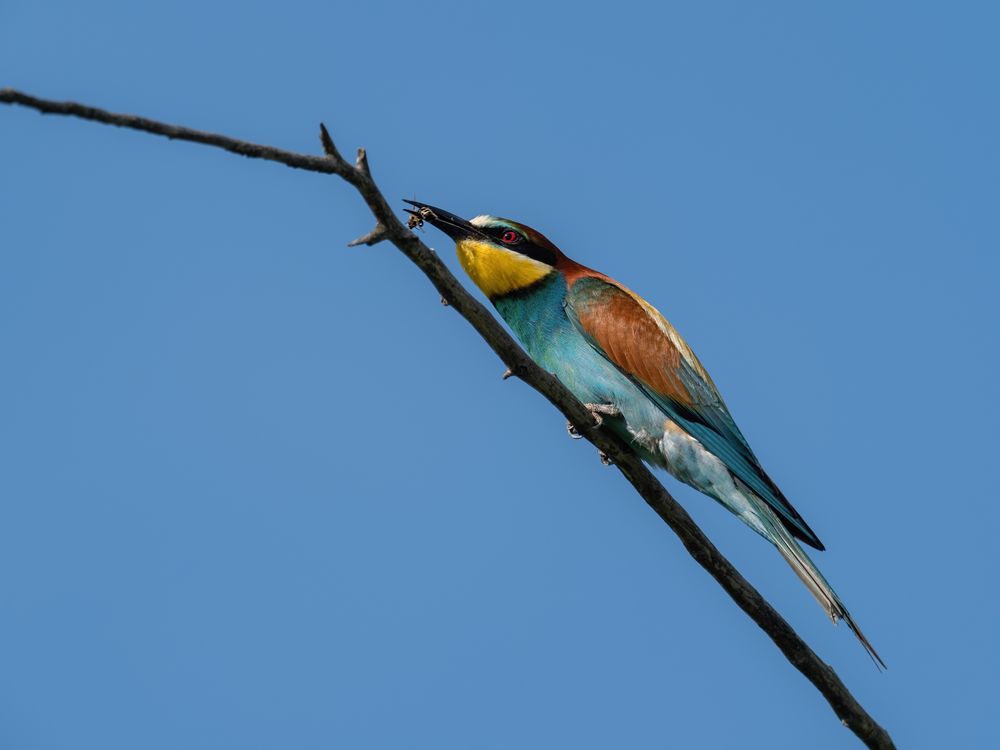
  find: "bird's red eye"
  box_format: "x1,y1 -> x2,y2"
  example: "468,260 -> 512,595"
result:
501,230 -> 520,244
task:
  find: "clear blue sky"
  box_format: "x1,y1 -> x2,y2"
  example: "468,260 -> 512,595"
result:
2,2 -> 997,748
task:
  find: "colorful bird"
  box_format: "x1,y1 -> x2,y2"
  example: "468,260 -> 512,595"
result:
404,200 -> 884,667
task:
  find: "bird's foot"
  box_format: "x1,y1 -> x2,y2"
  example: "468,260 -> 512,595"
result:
566,403 -> 620,439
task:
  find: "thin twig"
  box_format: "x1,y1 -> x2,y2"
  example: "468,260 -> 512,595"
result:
1,87 -> 895,750
347,223 -> 388,247
355,146 -> 372,178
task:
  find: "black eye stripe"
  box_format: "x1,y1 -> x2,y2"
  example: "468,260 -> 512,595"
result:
486,224 -> 556,266
490,226 -> 517,240
518,243 -> 557,266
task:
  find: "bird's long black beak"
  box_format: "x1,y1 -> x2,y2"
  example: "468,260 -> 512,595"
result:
402,200 -> 485,241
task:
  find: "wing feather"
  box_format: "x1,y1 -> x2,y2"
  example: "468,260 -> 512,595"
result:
565,275 -> 824,550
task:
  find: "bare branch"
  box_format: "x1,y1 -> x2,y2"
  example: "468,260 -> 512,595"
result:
347,223 -> 388,247
1,87 -> 895,750
355,146 -> 372,178
0,89 -> 353,179
318,122 -> 348,167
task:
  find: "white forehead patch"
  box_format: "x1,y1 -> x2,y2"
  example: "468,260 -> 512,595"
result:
470,215 -> 498,228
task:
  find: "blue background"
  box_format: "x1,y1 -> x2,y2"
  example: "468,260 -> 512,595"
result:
2,2 -> 997,748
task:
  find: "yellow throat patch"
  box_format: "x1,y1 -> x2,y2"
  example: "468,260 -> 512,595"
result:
455,239 -> 553,299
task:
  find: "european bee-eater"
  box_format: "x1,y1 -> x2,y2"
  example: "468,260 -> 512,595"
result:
405,200 -> 883,667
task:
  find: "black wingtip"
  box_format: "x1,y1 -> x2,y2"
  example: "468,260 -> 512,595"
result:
802,535 -> 826,552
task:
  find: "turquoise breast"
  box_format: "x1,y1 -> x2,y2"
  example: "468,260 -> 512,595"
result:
492,273 -> 667,447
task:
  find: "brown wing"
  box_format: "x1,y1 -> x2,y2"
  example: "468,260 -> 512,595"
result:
564,274 -> 824,549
